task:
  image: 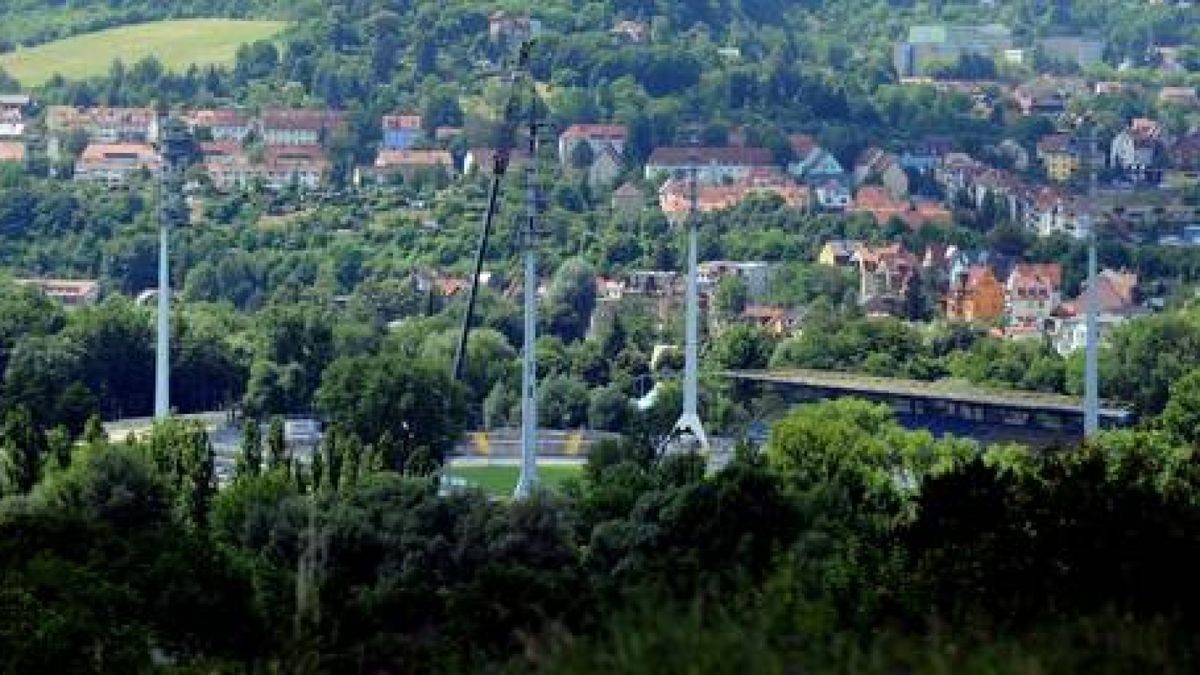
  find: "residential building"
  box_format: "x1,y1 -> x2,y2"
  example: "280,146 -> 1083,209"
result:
206,145 -> 328,191
787,134 -> 847,181
644,146 -> 775,182
1038,36 -> 1105,68
15,278 -> 100,307
0,142 -> 24,164
856,243 -> 917,316
853,147 -> 909,198
893,24 -> 1013,77
1036,133 -> 1081,182
813,179 -> 852,211
611,182 -> 645,219
357,149 -> 455,185
463,147 -> 529,175
1013,82 -> 1067,116
260,109 -> 345,146
610,20 -> 650,44
899,137 -> 954,172
658,173 -> 809,222
0,94 -> 31,117
850,186 -> 952,229
46,106 -> 157,143
381,114 -> 423,150
1053,270 -> 1144,355
739,305 -> 799,336
1110,118 -> 1165,183
488,11 -> 540,42
1170,131 -> 1200,170
74,142 -> 160,185
185,109 -> 253,142
818,239 -> 863,268
698,261 -> 772,299
943,263 -> 1005,322
1160,86 -> 1200,108
1005,263 -> 1062,335
1028,189 -> 1088,238
559,123 -> 627,186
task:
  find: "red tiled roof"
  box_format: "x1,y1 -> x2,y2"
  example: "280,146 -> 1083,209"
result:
647,146 -> 774,167
382,114 -> 422,130
562,124 -> 627,141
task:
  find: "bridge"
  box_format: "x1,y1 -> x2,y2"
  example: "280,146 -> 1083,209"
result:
725,369 -> 1135,446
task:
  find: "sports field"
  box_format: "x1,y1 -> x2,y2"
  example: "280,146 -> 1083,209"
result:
444,464 -> 582,497
0,18 -> 287,85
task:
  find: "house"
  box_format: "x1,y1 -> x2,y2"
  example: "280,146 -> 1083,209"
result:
787,134 -> 847,182
698,261 -> 772,299
610,20 -> 650,44
899,136 -> 954,172
381,114 -> 423,150
488,11 -> 540,42
856,243 -> 917,316
943,263 -> 1005,322
559,124 -> 627,186
197,141 -> 243,165
1053,270 -> 1144,355
740,305 -> 799,336
1110,118 -> 1166,183
74,142 -> 160,185
813,179 -> 852,211
260,109 -> 345,146
818,240 -> 863,268
892,24 -> 1013,77
1038,36 -> 1105,68
0,94 -> 31,117
611,182 -> 645,219
1170,131 -> 1200,170
1160,86 -> 1200,108
1005,263 -> 1062,336
14,278 -> 100,307
644,146 -> 775,182
0,142 -> 24,164
1013,82 -> 1067,116
658,173 -> 809,222
1036,134 -> 1081,182
853,147 -> 909,198
1027,189 -> 1088,239
358,149 -> 455,185
850,186 -> 951,229
185,109 -> 253,142
46,106 -> 157,143
463,147 -> 529,175
206,145 -> 328,191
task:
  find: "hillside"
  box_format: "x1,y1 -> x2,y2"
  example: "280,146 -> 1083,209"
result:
0,18 -> 288,86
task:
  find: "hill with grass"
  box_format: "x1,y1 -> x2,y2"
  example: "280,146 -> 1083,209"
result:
0,18 -> 287,87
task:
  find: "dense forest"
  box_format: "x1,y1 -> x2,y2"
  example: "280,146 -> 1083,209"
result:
4,399 -> 1200,671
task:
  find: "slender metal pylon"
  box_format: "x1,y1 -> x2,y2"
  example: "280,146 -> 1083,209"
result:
155,117 -> 190,420
514,106 -> 544,499
670,161 -> 710,452
1083,124 -> 1100,437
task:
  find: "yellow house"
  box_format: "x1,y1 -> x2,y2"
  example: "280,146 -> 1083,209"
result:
818,239 -> 862,267
1036,134 -> 1081,182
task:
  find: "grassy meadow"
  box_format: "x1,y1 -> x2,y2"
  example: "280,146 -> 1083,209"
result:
0,18 -> 286,85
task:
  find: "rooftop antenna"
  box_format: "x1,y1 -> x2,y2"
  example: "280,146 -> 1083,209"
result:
668,142 -> 711,454
155,116 -> 190,420
1083,120 -> 1100,437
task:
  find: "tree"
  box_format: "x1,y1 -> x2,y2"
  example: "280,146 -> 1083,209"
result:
569,139 -> 595,171
545,258 -> 599,343
713,276 -> 749,319
316,353 -> 465,466
589,386 -> 632,432
709,324 -> 774,371
1,406 -> 45,494
539,376 -> 590,429
267,416 -> 288,471
1162,369 -> 1200,445
236,419 -> 262,479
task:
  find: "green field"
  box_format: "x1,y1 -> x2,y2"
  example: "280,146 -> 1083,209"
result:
445,464 -> 583,497
0,18 -> 287,86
